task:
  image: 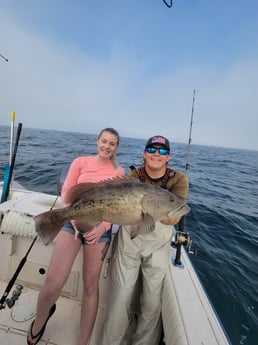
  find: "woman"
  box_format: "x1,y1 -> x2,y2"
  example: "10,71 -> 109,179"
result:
27,128 -> 124,345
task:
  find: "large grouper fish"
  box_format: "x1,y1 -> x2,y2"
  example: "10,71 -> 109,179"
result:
34,177 -> 190,245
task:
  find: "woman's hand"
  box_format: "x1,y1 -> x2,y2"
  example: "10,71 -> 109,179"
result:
83,223 -> 106,245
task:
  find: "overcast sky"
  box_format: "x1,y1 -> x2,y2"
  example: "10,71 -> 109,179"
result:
1,0 -> 257,150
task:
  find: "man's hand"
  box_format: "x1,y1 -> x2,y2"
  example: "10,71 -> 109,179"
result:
160,217 -> 181,225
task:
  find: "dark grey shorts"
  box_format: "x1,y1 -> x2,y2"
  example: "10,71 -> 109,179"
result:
61,222 -> 112,245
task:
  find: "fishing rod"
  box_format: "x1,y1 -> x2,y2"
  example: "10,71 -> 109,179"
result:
172,89 -> 196,267
9,111 -> 15,165
0,194 -> 60,310
1,122 -> 23,203
185,89 -> 196,177
0,236 -> 38,309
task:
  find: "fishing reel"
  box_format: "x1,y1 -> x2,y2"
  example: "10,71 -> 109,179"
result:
0,284 -> 23,310
171,231 -> 197,268
6,284 -> 23,308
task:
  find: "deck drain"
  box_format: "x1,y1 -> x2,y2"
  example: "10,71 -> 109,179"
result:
11,293 -> 37,322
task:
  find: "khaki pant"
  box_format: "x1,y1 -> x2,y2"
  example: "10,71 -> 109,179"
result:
102,222 -> 173,345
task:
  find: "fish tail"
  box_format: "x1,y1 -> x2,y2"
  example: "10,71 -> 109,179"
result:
34,210 -> 65,245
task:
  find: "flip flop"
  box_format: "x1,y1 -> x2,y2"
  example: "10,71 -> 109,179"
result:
27,303 -> 56,345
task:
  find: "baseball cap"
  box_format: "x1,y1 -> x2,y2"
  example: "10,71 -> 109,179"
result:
145,135 -> 170,151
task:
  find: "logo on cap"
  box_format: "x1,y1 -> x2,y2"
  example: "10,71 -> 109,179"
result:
151,136 -> 166,145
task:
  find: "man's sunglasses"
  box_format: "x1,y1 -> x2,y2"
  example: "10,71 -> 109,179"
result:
145,147 -> 170,155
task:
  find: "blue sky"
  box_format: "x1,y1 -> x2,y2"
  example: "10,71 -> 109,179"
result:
1,0 -> 258,150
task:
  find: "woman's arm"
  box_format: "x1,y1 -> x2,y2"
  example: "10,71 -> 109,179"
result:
61,157 -> 82,203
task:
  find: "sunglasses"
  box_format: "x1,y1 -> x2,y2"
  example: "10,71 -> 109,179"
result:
145,147 -> 170,155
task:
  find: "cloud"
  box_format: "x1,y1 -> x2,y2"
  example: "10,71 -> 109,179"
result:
1,6 -> 258,150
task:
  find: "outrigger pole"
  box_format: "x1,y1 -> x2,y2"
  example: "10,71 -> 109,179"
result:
172,89 -> 196,267
9,111 -> 15,165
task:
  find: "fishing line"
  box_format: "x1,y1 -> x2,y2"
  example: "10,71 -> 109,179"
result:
0,54 -> 8,62
162,0 -> 173,8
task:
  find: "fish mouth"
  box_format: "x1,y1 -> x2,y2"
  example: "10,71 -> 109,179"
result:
168,203 -> 191,218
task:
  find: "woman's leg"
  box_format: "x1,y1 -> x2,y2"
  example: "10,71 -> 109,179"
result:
28,231 -> 81,344
78,241 -> 106,345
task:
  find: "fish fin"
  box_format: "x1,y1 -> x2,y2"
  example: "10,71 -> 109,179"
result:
139,214 -> 156,234
64,176 -> 137,204
34,209 -> 65,245
64,183 -> 96,204
130,225 -> 141,239
73,219 -> 97,232
129,214 -> 155,239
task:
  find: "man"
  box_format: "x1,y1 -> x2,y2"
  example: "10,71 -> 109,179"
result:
103,135 -> 188,345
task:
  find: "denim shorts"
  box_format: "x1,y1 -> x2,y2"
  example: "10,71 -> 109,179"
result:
61,221 -> 112,245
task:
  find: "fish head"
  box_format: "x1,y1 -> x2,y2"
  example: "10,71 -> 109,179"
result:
160,193 -> 191,219
167,202 -> 191,218
142,188 -> 190,220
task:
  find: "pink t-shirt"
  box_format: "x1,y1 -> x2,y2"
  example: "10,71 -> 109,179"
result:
61,156 -> 125,231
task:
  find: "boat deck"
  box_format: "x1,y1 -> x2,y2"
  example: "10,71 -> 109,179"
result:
0,241 -> 231,345
0,281 -> 81,344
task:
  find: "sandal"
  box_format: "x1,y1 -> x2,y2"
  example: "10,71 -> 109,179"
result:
27,303 -> 56,345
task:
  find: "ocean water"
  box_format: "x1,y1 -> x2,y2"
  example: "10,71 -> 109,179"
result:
0,125 -> 257,345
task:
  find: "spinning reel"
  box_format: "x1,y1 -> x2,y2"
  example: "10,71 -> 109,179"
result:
171,231 -> 197,268
0,284 -> 23,310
